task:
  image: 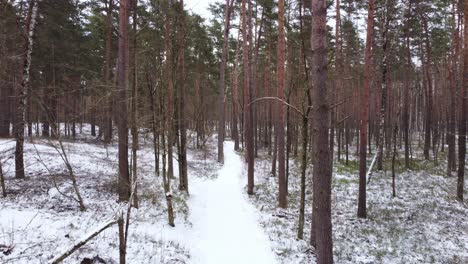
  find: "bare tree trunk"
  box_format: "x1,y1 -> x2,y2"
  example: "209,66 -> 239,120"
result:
332,0 -> 343,168
310,0 -> 333,262
448,0 -> 459,175
457,1 -> 467,202
403,1 -> 412,170
422,17 -> 433,161
377,3 -> 390,171
130,0 -> 139,208
118,215 -> 126,264
232,30 -> 241,151
164,1 -> 175,226
358,0 -> 375,219
277,0 -> 287,208
15,0 -> 38,180
117,0 -> 131,201
297,0 -> 311,240
175,0 -> 188,192
218,0 -> 234,163
297,114 -> 308,240
104,0 -> 114,144
242,0 -> 254,195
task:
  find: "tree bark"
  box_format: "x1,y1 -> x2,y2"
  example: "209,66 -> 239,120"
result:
403,0 -> 412,170
232,29 -> 241,151
242,0 -> 254,195
358,0 -> 375,219
117,0 -> 131,201
422,17 -> 433,161
217,0 -> 234,163
130,0 -> 139,208
310,0 -> 333,262
15,0 -> 39,179
103,0 -> 114,144
377,3 -> 390,171
447,0 -> 459,175
277,0 -> 287,208
457,0 -> 467,202
163,1 -> 175,226
176,0 -> 188,192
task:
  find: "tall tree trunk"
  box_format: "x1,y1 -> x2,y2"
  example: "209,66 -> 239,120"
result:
333,0 -> 343,167
130,0 -> 139,208
448,0 -> 459,175
217,0 -> 234,163
358,0 -> 374,219
163,1 -> 175,226
104,0 -> 114,144
117,0 -> 130,201
232,29 -> 241,151
277,0 -> 287,208
377,4 -> 390,171
242,0 -> 254,195
310,0 -> 333,262
15,0 -> 39,179
177,0 -> 188,192
422,17 -> 433,161
403,0 -> 412,170
457,0 -> 467,202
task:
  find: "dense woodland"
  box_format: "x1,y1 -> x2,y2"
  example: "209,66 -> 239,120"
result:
0,0 -> 467,263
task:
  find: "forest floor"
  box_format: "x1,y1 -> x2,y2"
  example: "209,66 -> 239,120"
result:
249,147 -> 468,263
0,126 -> 467,263
0,126 -> 277,264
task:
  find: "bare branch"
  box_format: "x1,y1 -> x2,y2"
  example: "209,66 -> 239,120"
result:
248,97 -> 304,117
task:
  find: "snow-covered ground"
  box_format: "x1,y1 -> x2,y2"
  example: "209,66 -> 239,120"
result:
248,149 -> 468,263
188,141 -> 277,264
1,127 -> 467,263
0,128 -> 276,263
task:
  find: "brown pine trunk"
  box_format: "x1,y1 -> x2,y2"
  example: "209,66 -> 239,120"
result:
332,0 -> 343,167
242,0 -> 254,195
163,1 -> 175,226
117,0 -> 130,201
175,0 -> 188,192
358,0 -> 374,219
103,0 -> 114,144
310,0 -> 333,262
448,0 -> 459,175
277,0 -> 287,208
403,1 -> 412,169
232,30 -> 241,151
422,17 -> 433,161
457,1 -> 467,202
130,0 -> 139,208
217,0 -> 234,163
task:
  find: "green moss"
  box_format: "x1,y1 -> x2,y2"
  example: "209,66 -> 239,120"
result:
334,177 -> 358,186
336,160 -> 359,174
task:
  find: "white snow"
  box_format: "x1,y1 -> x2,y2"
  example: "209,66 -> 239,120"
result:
0,131 -> 278,263
1,126 -> 466,263
188,141 -> 277,264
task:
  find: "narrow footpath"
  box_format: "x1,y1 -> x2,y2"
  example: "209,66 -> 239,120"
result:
188,141 -> 277,264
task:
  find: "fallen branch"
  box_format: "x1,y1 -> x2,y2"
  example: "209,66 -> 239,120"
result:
50,219 -> 118,264
366,153 -> 378,184
0,159 -> 6,197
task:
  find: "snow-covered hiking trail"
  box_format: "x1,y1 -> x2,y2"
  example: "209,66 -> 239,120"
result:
187,141 -> 277,264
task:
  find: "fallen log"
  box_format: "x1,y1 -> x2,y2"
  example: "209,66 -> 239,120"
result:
366,152 -> 378,184
50,219 -> 118,264
0,159 -> 6,198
